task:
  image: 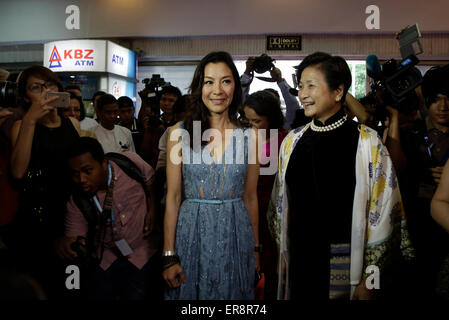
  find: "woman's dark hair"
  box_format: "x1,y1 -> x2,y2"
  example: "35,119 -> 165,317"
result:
295,52 -> 352,104
183,51 -> 242,149
67,137 -> 104,164
174,94 -> 189,115
263,88 -> 280,99
244,90 -> 285,130
17,65 -> 64,110
291,108 -> 311,129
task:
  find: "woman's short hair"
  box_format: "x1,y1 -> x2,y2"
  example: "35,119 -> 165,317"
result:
17,66 -> 63,109
295,52 -> 352,104
183,51 -> 242,149
244,90 -> 285,130
174,94 -> 189,115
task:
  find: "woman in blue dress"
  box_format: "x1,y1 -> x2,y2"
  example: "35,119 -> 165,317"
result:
162,51 -> 260,300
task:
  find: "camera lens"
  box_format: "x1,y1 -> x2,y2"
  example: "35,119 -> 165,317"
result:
0,81 -> 18,107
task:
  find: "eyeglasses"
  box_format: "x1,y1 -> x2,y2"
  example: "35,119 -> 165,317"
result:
28,81 -> 58,94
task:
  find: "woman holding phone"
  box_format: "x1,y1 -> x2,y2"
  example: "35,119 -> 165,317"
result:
7,66 -> 80,298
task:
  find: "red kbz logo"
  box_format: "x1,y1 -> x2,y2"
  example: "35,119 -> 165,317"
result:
64,49 -> 95,66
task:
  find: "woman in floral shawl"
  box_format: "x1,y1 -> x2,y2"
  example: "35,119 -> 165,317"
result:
268,52 -> 414,300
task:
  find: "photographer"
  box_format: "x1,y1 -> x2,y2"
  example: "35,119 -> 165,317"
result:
241,56 -> 300,130
398,65 -> 449,298
57,137 -> 161,300
159,85 -> 182,128
7,66 -> 81,298
138,99 -> 165,168
357,91 -> 410,173
138,82 -> 181,168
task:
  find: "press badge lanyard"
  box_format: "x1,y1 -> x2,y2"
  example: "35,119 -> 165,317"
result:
92,162 -> 133,256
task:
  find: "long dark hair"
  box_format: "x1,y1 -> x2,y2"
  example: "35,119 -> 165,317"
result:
183,51 -> 243,150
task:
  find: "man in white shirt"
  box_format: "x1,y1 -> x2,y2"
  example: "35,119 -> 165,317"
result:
89,94 -> 135,154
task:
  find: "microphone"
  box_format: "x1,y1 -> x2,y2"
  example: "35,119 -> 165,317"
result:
366,54 -> 383,81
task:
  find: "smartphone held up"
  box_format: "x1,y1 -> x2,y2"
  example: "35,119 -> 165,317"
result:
46,92 -> 70,108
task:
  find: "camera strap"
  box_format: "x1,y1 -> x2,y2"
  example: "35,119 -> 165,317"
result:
92,162 -> 133,257
93,162 -> 118,234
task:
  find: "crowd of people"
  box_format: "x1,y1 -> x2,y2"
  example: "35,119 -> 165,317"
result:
0,50 -> 448,301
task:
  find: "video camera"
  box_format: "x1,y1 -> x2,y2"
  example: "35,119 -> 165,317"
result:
367,24 -> 423,116
0,81 -> 19,107
141,74 -> 169,127
142,74 -> 168,92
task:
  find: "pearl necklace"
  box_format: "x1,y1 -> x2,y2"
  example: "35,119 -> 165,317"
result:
310,114 -> 348,132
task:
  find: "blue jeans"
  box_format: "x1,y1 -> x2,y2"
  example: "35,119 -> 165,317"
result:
86,254 -> 161,300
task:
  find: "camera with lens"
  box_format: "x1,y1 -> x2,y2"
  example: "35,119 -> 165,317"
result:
142,74 -> 168,92
0,81 -> 19,107
368,24 -> 423,119
70,236 -> 98,268
141,74 -> 169,127
253,54 -> 276,74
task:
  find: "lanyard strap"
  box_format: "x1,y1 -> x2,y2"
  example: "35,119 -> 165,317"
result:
93,162 -> 118,234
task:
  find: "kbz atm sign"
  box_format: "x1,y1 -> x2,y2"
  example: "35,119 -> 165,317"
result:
44,40 -> 136,78
44,40 -> 106,72
49,46 -> 94,68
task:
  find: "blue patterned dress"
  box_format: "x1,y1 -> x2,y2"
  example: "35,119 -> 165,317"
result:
165,125 -> 255,300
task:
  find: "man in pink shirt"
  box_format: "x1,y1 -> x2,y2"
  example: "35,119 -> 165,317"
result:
56,137 -> 161,300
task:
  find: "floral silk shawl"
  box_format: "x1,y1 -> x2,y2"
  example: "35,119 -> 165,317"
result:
267,123 -> 414,299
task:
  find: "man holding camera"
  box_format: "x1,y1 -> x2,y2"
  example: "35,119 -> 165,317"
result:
56,137 -> 161,300
398,65 -> 449,298
241,56 -> 300,130
138,84 -> 181,169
